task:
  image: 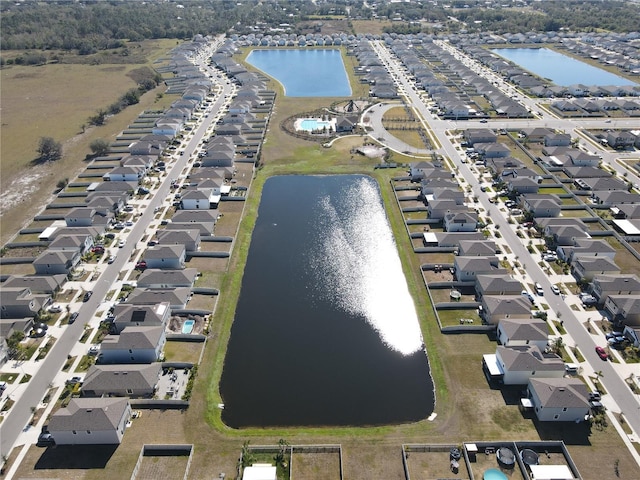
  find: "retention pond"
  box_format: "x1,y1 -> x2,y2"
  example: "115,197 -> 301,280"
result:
220,175 -> 434,427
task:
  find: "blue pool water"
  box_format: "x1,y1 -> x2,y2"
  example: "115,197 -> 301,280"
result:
483,469 -> 508,480
491,48 -> 636,87
300,119 -> 332,131
182,320 -> 195,334
246,49 -> 352,97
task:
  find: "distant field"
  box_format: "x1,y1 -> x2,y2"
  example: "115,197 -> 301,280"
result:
0,39 -> 176,244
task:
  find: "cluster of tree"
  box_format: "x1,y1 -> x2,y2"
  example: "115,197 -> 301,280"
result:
36,137 -> 62,163
455,1 -> 640,34
0,0 -> 297,52
88,67 -> 162,127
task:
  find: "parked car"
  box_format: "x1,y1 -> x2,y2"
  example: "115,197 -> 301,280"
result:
65,376 -> 82,385
48,304 -> 62,313
581,295 -> 597,306
135,261 -> 147,270
521,290 -> 535,303
68,312 -> 79,324
118,240 -> 126,248
550,285 -> 561,295
37,431 -> 55,447
107,255 -> 116,264
30,328 -> 46,338
83,291 -> 93,302
535,283 -> 544,296
595,346 -> 608,360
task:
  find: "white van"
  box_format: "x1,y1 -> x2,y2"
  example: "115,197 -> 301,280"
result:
535,283 -> 544,296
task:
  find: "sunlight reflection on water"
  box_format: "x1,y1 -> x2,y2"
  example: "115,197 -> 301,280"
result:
312,177 -> 424,355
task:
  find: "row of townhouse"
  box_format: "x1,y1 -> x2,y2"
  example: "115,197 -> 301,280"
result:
40,38 -> 221,446
406,156 -> 599,423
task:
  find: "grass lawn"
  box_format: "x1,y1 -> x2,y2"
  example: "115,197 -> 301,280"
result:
164,340 -> 204,364
0,39 -> 176,245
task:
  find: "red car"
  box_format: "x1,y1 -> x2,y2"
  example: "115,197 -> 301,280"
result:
595,346 -> 608,360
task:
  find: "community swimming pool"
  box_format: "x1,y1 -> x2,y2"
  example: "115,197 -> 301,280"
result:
298,118 -> 333,132
182,320 -> 195,334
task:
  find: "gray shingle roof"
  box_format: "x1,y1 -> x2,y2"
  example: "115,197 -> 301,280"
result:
48,397 -> 129,432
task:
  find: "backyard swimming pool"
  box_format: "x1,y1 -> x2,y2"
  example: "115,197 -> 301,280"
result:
182,320 -> 195,334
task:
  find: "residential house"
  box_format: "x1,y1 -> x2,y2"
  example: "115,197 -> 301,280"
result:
171,210 -> 218,226
591,274 -> 640,305
444,211 -> 478,232
110,302 -> 171,334
64,208 -> 110,228
487,345 -> 565,385
0,288 -> 45,319
543,133 -> 572,147
565,166 -> 610,179
427,199 -> 466,220
474,143 -> 511,159
480,295 -> 532,325
542,222 -> 590,246
0,318 -> 34,339
527,378 -> 590,422
426,231 -> 485,247
507,177 -> 540,195
581,177 -> 628,191
567,150 -> 600,167
156,229 -> 201,252
103,166 -> 146,183
81,364 -> 162,398
47,397 -> 131,445
48,235 -> 89,255
519,128 -> 554,142
557,239 -> 616,264
464,128 -> 497,146
606,131 -> 636,149
458,240 -> 498,257
33,249 -> 81,275
596,190 -> 640,206
571,256 -> 620,282
522,195 -> 562,218
2,275 -> 66,295
142,245 -> 187,270
125,287 -> 191,310
475,275 -> 523,298
454,256 -> 503,282
604,295 -> 640,327
137,268 -> 198,289
99,326 -> 166,364
180,189 -> 215,210
497,318 -> 548,351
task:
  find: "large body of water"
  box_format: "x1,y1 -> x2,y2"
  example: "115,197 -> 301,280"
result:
219,175 -> 434,428
245,49 -> 352,97
492,48 -> 636,87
